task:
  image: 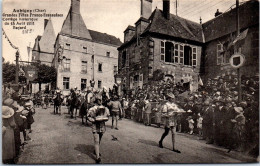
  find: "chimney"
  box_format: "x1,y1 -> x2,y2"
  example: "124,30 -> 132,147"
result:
141,0 -> 153,19
71,0 -> 80,14
44,19 -> 48,30
215,9 -> 223,17
163,0 -> 170,19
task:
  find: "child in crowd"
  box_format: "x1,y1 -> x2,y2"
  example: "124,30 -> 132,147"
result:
188,116 -> 194,135
197,113 -> 203,139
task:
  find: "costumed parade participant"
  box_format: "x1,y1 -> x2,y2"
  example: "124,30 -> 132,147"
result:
158,92 -> 185,153
87,97 -> 110,163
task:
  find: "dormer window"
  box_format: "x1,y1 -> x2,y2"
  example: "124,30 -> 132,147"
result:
65,43 -> 70,50
106,51 -> 110,57
83,46 -> 87,53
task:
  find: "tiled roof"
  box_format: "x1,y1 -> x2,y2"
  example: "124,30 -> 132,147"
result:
146,9 -> 203,43
60,8 -> 92,40
60,4 -> 121,46
124,25 -> 135,32
39,19 -> 56,53
32,35 -> 41,51
89,30 -> 122,46
202,0 -> 259,42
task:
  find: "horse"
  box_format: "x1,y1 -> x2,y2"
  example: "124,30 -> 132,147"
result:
53,93 -> 63,115
69,91 -> 82,119
79,98 -> 88,124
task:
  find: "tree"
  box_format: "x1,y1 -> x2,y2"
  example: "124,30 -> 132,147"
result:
2,61 -> 26,84
33,63 -> 56,91
2,62 -> 16,84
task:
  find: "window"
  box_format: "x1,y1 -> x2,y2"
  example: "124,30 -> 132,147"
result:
98,63 -> 102,72
122,51 -> 126,67
126,50 -> 129,67
81,79 -> 87,91
83,46 -> 87,53
65,43 -> 70,49
139,74 -> 143,82
63,58 -> 71,71
81,61 -> 87,73
149,67 -> 153,75
106,51 -> 110,57
165,42 -> 174,63
217,44 -> 223,65
192,47 -> 197,66
184,45 -> 192,66
160,41 -> 165,61
98,80 -> 102,88
63,77 -> 70,90
130,76 -> 133,89
114,65 -> 118,74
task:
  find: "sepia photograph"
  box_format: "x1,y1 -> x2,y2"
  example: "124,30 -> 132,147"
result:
1,0 -> 259,164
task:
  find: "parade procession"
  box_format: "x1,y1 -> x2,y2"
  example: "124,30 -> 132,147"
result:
2,0 -> 259,164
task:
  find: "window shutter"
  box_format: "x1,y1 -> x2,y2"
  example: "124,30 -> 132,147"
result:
217,44 -> 223,65
130,77 -> 133,89
160,41 -> 165,61
192,47 -> 197,66
174,44 -> 179,64
126,50 -> 129,67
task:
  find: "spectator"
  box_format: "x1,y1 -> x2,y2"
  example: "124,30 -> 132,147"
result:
2,106 -> 16,164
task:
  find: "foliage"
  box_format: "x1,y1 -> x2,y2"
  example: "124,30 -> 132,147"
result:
33,63 -> 56,84
2,61 -> 16,84
152,69 -> 164,81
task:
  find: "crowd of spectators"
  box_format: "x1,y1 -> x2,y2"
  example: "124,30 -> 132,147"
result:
123,71 -> 259,156
2,88 -> 35,164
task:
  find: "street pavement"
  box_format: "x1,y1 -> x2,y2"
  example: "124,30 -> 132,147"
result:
17,106 -> 257,164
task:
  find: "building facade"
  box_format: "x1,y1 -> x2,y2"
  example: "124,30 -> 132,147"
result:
52,0 -> 122,95
202,0 -> 259,80
118,0 -> 259,93
32,19 -> 56,66
118,0 -> 203,92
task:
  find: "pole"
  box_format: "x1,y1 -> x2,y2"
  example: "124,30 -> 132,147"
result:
236,0 -> 242,103
176,0 -> 178,16
15,51 -> 19,84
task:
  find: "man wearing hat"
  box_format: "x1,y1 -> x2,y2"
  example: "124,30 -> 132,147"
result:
228,107 -> 246,152
144,99 -> 152,126
202,98 -> 214,144
107,95 -> 122,130
158,92 -> 181,153
87,97 -> 110,163
213,98 -> 225,146
2,106 -> 16,163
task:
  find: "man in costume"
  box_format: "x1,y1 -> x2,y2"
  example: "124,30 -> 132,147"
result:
159,92 -> 181,153
87,97 -> 110,163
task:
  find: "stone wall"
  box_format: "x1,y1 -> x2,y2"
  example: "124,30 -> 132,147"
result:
56,34 -> 118,95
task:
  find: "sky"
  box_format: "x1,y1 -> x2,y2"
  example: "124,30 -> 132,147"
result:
2,0 -> 245,64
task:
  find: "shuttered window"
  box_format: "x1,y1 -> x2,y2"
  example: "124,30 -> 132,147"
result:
160,41 -> 165,61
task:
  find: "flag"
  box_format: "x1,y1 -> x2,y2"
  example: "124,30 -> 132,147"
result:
226,29 -> 248,50
198,76 -> 203,86
232,28 -> 248,44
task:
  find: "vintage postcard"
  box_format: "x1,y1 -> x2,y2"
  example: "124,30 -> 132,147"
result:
2,0 -> 259,164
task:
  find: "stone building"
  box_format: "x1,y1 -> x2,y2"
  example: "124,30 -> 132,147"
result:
202,0 -> 259,80
118,0 -> 259,93
32,19 -> 56,66
52,0 -> 122,95
118,0 -> 203,92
